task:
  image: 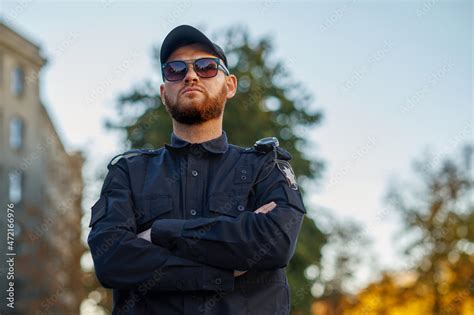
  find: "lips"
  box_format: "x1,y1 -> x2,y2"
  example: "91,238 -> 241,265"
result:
181,87 -> 202,95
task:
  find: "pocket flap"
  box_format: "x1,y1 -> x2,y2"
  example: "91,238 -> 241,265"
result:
134,194 -> 173,224
89,196 -> 107,227
209,192 -> 248,217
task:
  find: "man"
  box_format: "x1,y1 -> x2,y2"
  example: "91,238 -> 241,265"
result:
88,24 -> 306,315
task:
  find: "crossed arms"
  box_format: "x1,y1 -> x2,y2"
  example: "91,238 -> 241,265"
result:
138,201 -> 278,276
87,158 -> 305,292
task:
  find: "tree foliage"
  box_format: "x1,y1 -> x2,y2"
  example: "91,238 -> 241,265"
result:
338,145 -> 474,315
386,144 -> 474,314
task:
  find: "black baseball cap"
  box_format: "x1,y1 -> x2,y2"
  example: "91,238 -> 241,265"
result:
160,25 -> 228,67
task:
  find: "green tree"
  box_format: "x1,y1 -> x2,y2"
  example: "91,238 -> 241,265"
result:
387,144 -> 474,314
108,25 -> 327,314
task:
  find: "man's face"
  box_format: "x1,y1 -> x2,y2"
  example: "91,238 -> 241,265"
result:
160,43 -> 237,125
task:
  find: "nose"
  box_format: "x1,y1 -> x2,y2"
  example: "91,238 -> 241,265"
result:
183,63 -> 199,83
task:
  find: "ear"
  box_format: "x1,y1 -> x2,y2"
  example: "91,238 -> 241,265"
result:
160,84 -> 166,105
226,74 -> 238,99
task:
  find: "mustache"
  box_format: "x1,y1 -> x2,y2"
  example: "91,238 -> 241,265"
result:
180,85 -> 204,95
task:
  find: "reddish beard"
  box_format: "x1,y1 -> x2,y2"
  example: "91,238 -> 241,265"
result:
164,84 -> 227,125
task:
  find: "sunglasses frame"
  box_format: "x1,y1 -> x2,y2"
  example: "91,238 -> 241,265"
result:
161,57 -> 230,82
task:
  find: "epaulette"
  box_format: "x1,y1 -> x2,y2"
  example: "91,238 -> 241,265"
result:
275,147 -> 292,160
107,149 -> 159,169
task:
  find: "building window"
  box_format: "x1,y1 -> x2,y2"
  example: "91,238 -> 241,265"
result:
9,171 -> 22,203
9,117 -> 24,150
11,67 -> 25,96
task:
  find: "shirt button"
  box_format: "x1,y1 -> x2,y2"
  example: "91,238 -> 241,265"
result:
192,170 -> 198,177
214,278 -> 222,285
190,209 -> 197,216
241,169 -> 247,174
237,205 -> 245,211
241,175 -> 247,180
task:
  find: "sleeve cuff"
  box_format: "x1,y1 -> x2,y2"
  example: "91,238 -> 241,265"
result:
151,219 -> 185,248
202,266 -> 234,292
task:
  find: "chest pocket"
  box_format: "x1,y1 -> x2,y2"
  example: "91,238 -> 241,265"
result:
208,192 -> 250,218
133,194 -> 173,228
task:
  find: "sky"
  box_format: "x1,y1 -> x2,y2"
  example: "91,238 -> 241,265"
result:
0,0 -> 472,293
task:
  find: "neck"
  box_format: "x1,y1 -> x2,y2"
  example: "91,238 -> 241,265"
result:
172,117 -> 223,144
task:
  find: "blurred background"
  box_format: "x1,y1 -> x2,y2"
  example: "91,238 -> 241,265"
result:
0,0 -> 472,314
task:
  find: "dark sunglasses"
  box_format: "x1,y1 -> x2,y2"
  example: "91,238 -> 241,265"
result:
161,57 -> 230,82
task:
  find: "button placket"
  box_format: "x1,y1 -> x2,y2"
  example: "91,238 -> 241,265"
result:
188,151 -> 200,178
185,152 -> 207,219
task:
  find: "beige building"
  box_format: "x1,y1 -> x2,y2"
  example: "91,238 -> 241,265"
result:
0,21 -> 85,314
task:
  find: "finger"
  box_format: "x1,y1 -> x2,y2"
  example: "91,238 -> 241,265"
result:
254,201 -> 277,214
261,202 -> 277,213
267,202 -> 277,211
254,202 -> 273,213
254,205 -> 267,214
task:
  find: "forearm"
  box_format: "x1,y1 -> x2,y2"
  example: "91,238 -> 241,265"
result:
89,222 -> 234,291
88,159 -> 235,292
150,205 -> 304,270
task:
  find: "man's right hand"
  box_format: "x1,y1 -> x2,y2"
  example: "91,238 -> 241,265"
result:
234,201 -> 277,277
254,201 -> 277,214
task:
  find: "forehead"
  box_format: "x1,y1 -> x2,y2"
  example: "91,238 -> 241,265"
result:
167,43 -> 217,62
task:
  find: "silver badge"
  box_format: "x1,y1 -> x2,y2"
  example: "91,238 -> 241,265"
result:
276,160 -> 298,190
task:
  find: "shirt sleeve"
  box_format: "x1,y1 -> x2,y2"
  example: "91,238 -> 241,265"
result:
87,158 -> 234,292
150,158 -> 306,271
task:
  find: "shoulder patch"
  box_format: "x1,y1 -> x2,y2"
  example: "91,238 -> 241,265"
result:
276,159 -> 298,190
107,149 -> 159,169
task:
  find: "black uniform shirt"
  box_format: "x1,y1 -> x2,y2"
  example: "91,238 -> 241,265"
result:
88,131 -> 306,315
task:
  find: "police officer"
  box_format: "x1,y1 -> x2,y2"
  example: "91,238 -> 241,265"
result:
88,24 -> 306,315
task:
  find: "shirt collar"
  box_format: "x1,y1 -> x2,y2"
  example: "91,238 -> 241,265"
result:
165,131 -> 229,154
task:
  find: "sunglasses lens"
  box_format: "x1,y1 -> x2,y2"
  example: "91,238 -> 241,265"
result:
194,58 -> 219,78
163,61 -> 187,81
